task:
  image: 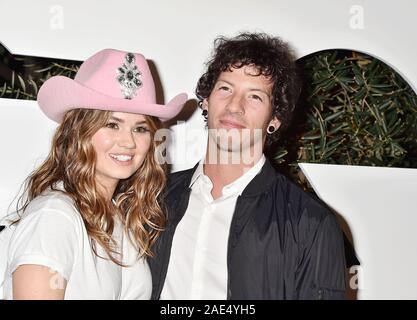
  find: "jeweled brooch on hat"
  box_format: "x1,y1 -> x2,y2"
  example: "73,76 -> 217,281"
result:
116,52 -> 142,99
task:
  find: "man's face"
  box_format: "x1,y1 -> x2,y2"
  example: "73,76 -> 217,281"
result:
203,65 -> 281,156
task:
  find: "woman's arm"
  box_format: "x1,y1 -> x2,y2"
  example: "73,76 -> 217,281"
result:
13,264 -> 67,300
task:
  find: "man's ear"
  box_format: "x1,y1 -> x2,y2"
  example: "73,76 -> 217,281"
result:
202,98 -> 209,110
269,116 -> 281,131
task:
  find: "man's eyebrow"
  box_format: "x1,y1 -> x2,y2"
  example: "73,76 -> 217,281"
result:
249,88 -> 271,96
216,79 -> 234,86
216,79 -> 271,97
217,79 -> 270,94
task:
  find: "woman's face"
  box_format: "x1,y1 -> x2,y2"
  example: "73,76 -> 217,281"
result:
91,111 -> 152,193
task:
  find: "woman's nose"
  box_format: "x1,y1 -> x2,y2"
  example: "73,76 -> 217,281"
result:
118,130 -> 136,148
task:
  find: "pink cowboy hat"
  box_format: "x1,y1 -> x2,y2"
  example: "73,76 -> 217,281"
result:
37,49 -> 187,122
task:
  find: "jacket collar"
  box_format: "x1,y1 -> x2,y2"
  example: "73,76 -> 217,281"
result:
240,158 -> 277,197
168,158 -> 278,246
183,157 -> 277,197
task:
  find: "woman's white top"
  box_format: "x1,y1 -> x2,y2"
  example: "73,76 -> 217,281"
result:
2,187 -> 152,300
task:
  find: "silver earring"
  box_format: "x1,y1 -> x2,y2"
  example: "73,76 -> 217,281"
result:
267,125 -> 275,134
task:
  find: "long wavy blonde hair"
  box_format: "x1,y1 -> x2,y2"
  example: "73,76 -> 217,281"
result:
16,109 -> 166,265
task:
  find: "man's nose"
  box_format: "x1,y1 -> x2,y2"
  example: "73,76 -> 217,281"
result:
226,93 -> 245,115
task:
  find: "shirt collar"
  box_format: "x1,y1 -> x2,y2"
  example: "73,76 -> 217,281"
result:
189,155 -> 266,197
222,155 -> 266,196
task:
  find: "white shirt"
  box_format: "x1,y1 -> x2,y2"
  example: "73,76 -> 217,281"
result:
2,186 -> 152,300
161,155 -> 266,299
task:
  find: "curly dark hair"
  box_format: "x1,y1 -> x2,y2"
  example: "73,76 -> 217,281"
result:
196,32 -> 301,146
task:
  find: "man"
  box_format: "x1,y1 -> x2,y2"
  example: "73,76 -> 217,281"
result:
150,32 -> 347,299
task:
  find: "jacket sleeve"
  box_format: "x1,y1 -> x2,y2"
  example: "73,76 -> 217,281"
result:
295,209 -> 347,300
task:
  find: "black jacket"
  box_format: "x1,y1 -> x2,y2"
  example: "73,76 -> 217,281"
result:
149,159 -> 347,300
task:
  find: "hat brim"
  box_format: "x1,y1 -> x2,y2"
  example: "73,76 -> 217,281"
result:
37,76 -> 187,123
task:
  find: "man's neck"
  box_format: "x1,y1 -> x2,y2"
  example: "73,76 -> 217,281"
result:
203,148 -> 263,200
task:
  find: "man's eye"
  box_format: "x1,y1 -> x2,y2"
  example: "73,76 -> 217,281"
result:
105,122 -> 119,129
134,126 -> 150,133
219,86 -> 231,92
250,94 -> 263,102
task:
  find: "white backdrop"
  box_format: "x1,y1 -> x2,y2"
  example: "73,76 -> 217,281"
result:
0,0 -> 416,299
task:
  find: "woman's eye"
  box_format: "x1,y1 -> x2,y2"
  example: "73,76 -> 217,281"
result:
105,122 -> 119,129
134,126 -> 150,133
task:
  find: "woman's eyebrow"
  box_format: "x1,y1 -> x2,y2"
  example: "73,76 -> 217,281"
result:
109,116 -> 146,125
110,116 -> 124,123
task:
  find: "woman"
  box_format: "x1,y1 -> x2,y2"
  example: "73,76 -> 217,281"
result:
2,49 -> 187,299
